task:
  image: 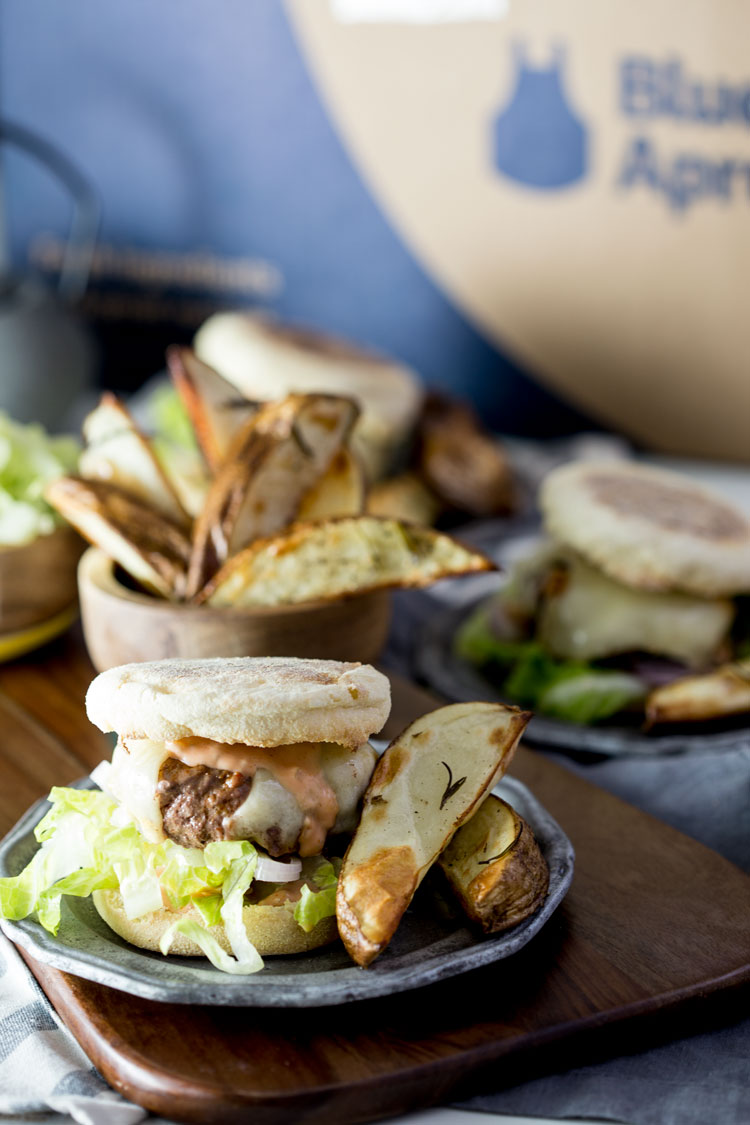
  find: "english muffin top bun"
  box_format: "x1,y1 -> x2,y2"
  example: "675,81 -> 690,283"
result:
86,655 -> 391,747
540,460 -> 750,598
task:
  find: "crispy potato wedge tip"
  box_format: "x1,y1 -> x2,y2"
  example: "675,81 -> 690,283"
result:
80,393 -> 189,527
366,472 -> 441,526
200,516 -> 494,608
439,795 -> 549,934
45,476 -> 191,600
646,658 -> 750,725
186,393 -> 359,598
297,445 -> 365,522
336,701 -> 530,967
166,346 -> 257,473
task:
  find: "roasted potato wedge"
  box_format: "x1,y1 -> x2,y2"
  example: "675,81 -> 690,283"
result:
646,658 -> 750,725
186,393 -> 359,598
417,392 -> 514,516
166,346 -> 257,473
45,476 -> 191,600
80,393 -> 189,527
156,446 -> 211,521
439,795 -> 549,934
366,472 -> 441,526
297,446 -> 365,522
336,701 -> 530,966
198,516 -> 494,608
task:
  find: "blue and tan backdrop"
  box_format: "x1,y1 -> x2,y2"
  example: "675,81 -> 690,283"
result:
2,0 -> 748,455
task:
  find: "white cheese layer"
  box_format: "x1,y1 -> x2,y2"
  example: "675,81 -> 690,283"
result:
538,555 -> 733,667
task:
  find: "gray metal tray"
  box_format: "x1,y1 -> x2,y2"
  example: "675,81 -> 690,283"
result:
0,776 -> 573,1008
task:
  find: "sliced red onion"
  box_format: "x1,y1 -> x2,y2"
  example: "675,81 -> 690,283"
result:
255,855 -> 302,882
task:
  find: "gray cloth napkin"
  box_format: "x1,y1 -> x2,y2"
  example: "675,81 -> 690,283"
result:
0,932 -> 149,1125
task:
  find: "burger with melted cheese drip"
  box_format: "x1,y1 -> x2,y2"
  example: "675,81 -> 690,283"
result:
80,656 -> 390,966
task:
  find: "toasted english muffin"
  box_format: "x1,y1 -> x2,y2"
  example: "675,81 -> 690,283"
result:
85,656 -> 391,747
93,888 -> 339,957
540,461 -> 750,598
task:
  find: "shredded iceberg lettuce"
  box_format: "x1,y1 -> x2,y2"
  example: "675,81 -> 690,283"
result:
0,786 -> 337,976
0,413 -> 79,545
455,605 -> 645,724
293,859 -> 339,933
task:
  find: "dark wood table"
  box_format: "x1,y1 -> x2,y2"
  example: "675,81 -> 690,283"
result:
1,626 -> 750,1124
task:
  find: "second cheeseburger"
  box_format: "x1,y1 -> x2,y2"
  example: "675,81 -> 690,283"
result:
86,656 -> 391,964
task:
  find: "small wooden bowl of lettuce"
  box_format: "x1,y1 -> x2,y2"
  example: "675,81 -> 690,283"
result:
0,414 -> 82,636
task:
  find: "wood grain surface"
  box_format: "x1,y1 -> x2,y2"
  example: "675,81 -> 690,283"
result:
78,546 -> 392,672
2,629 -> 750,1125
0,527 -> 82,634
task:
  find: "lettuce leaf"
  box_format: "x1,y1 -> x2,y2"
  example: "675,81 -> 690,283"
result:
1,788 -> 262,968
0,785 -> 345,974
455,605 -> 645,723
159,918 -> 263,975
0,413 -> 79,545
147,385 -> 197,451
293,859 -> 339,933
538,672 -> 646,724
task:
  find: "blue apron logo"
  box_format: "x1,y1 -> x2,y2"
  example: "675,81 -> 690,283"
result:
493,45 -> 588,190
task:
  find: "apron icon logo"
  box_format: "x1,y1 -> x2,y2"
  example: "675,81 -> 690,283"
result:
493,44 -> 588,189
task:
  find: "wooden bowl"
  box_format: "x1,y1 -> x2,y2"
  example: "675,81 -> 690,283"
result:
78,547 -> 392,672
0,525 -> 84,635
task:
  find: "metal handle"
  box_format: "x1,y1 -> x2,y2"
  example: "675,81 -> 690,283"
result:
0,119 -> 100,302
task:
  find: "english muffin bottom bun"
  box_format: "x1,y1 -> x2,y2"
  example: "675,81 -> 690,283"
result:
61,657 -> 391,972
193,312 -> 423,480
93,884 -> 339,957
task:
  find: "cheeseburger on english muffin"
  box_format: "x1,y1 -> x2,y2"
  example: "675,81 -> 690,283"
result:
71,656 -> 389,967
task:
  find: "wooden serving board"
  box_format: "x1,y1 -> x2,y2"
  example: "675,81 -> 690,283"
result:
4,640 -> 750,1124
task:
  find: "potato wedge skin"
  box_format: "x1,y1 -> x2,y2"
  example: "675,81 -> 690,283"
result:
166,346 -> 257,473
80,393 -> 189,527
45,476 -> 191,600
646,659 -> 750,725
439,795 -> 549,934
186,393 -> 358,599
200,516 -> 494,608
336,702 -> 530,967
297,445 -> 365,522
336,845 -> 419,965
366,472 -> 441,527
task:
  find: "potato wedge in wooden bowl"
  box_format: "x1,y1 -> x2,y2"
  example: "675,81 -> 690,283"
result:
46,477 -> 191,601
297,446 -> 366,523
47,360 -> 496,668
198,517 -> 493,608
166,345 -> 257,473
80,393 -> 189,528
186,393 -> 359,597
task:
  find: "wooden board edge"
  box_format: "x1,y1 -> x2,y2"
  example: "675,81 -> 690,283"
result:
21,949 -> 750,1125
